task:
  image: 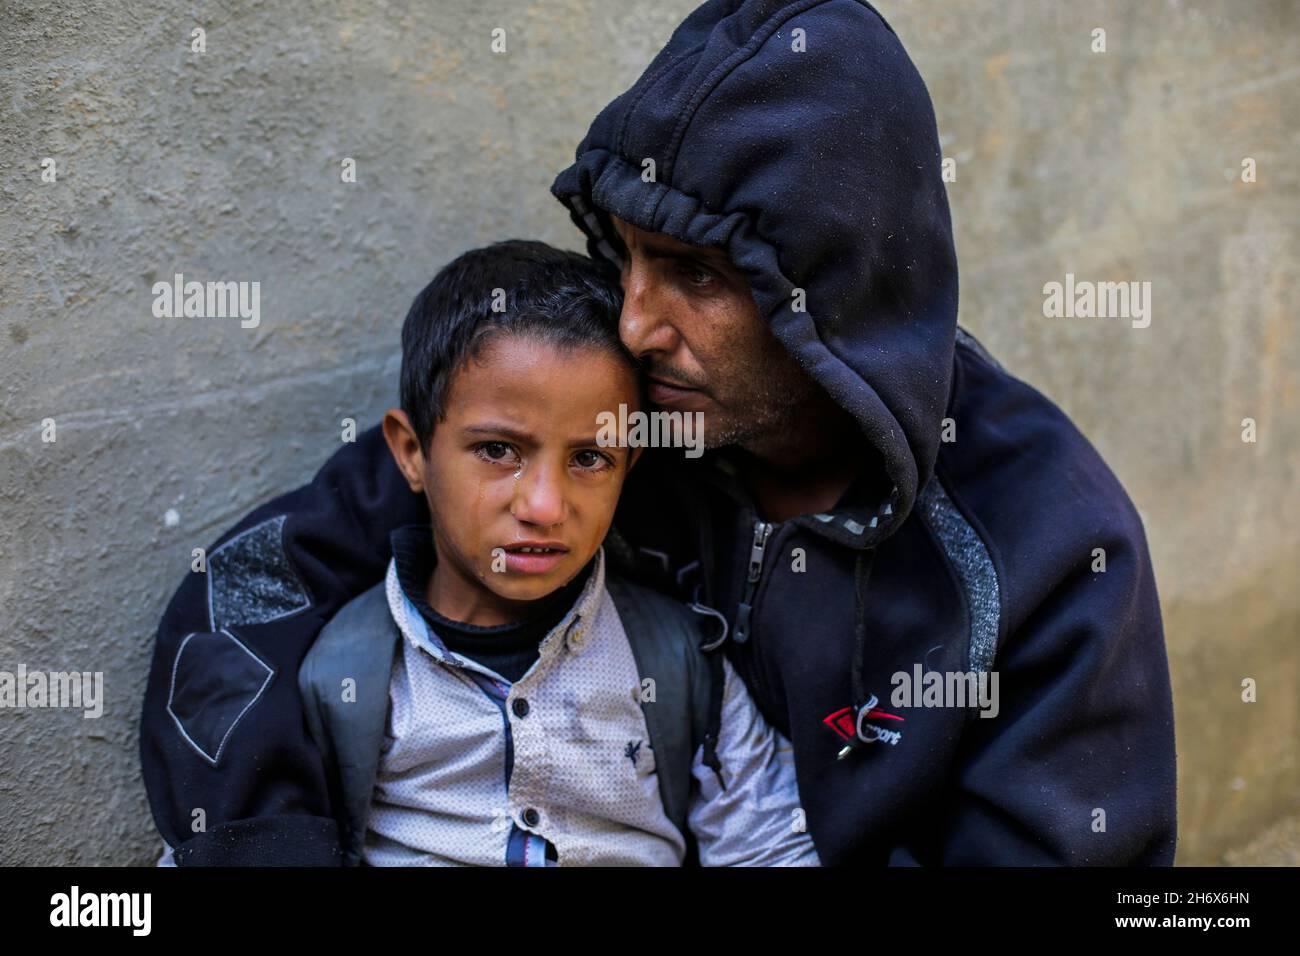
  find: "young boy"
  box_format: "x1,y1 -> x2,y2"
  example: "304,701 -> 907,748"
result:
295,240 -> 818,866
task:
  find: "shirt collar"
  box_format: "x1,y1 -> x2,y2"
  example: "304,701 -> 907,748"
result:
384,544 -> 609,667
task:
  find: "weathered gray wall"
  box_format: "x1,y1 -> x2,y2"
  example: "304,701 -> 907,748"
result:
0,0 -> 1295,865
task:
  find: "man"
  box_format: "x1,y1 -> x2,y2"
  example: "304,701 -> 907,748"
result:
141,0 -> 1176,865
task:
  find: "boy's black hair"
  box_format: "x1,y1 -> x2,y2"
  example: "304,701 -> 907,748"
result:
399,239 -> 631,451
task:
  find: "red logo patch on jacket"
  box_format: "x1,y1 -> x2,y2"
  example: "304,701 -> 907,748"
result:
823,696 -> 904,747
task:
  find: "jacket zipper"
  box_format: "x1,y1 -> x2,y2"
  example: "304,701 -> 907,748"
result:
733,520 -> 772,645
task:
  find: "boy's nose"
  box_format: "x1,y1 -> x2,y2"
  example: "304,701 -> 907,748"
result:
509,460 -> 567,528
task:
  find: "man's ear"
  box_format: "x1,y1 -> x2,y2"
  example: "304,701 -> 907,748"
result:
382,409 -> 427,494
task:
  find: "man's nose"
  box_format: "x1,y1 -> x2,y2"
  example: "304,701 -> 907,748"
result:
510,458 -> 567,528
619,260 -> 679,359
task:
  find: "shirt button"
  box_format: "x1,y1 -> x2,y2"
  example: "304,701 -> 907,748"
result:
512,698 -> 530,718
523,808 -> 540,827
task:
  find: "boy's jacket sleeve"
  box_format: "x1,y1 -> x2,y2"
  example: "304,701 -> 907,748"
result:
138,424 -> 426,865
918,497 -> 1177,866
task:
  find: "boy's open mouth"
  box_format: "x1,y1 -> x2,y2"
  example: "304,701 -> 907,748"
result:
502,541 -> 570,574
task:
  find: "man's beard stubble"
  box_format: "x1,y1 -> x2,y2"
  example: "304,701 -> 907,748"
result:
701,359 -> 822,454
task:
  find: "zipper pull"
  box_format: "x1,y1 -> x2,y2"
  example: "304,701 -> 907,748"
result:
747,521 -> 772,582
734,521 -> 772,644
836,694 -> 881,760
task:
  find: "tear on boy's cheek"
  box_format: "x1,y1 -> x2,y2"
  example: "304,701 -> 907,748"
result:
595,404 -> 706,459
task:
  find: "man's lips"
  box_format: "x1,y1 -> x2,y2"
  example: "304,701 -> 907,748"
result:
647,376 -> 705,404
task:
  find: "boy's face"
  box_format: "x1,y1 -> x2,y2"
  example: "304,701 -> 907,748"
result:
384,335 -> 641,625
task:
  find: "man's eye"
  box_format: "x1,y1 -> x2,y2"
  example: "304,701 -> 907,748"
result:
679,261 -> 715,287
574,449 -> 613,470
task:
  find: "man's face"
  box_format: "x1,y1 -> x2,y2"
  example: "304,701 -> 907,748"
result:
384,335 -> 640,623
607,213 -> 816,450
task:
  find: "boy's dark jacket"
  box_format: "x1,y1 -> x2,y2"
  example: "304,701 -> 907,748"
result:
140,0 -> 1176,866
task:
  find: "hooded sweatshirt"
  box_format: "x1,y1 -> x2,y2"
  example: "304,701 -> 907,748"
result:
547,0 -> 1175,865
139,0 -> 1176,866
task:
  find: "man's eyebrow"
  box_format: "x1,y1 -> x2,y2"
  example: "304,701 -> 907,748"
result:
612,220 -> 727,267
639,241 -> 731,269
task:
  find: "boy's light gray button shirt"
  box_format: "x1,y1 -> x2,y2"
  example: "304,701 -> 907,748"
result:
363,546 -> 819,867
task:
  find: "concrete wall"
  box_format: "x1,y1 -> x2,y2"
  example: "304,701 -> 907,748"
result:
0,0 -> 1294,865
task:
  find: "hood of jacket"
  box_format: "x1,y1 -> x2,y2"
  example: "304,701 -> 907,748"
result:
551,0 -> 959,544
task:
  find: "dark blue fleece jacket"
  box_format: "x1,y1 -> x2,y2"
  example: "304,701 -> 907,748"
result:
140,0 -> 1176,865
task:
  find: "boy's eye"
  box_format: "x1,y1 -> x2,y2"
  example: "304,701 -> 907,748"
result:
574,449 -> 614,471
474,441 -> 520,465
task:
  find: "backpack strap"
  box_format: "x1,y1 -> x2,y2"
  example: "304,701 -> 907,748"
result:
686,600 -> 728,785
605,574 -> 725,840
299,582 -> 400,866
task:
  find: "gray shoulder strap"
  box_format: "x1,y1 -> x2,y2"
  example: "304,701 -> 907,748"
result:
298,582 -> 400,866
605,574 -> 713,839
